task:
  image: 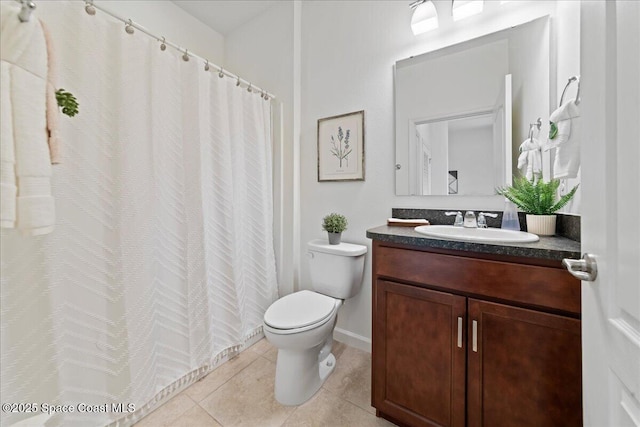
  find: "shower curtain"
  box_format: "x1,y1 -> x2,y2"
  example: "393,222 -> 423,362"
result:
0,2 -> 278,426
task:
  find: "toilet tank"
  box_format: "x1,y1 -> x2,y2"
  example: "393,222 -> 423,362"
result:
307,239 -> 367,299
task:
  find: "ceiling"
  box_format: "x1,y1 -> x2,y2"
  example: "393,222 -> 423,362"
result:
172,1 -> 279,35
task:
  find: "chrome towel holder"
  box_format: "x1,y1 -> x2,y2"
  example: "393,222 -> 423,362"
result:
560,75 -> 581,106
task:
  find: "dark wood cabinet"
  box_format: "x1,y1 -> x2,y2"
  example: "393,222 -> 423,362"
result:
371,240 -> 582,427
373,280 -> 466,427
467,299 -> 582,427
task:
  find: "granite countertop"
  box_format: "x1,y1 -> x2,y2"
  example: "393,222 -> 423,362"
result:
366,225 -> 581,262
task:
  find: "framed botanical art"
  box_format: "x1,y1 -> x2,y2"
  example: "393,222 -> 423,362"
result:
317,110 -> 365,181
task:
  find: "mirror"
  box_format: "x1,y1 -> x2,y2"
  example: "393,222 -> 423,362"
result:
395,16 -> 550,196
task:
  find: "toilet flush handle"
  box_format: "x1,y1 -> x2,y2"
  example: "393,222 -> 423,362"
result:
306,252 -> 314,259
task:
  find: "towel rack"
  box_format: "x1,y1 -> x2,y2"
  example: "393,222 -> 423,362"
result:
560,75 -> 581,106
14,0 -> 36,23
528,117 -> 542,141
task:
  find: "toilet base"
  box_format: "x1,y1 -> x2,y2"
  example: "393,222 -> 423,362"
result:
274,346 -> 337,406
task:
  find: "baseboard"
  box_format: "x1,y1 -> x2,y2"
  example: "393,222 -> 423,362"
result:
333,327 -> 371,353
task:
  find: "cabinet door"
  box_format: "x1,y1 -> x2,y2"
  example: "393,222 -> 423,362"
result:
373,279 -> 466,427
467,299 -> 582,427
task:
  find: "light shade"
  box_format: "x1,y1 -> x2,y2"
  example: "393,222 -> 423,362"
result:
411,0 -> 439,35
452,0 -> 484,21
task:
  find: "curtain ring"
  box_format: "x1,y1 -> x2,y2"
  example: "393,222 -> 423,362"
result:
182,49 -> 190,62
247,83 -> 252,93
85,0 -> 96,15
125,19 -> 134,34
218,67 -> 224,78
204,60 -> 210,71
260,90 -> 265,99
159,36 -> 166,51
263,92 -> 269,101
236,77 -> 241,87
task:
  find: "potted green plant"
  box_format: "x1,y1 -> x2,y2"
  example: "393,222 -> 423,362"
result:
322,213 -> 348,245
497,177 -> 578,236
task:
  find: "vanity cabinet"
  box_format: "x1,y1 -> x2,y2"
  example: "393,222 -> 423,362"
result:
371,240 -> 582,427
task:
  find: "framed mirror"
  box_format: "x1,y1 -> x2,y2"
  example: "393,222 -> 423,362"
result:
395,16 -> 550,196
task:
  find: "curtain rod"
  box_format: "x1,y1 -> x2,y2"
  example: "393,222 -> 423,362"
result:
84,1 -> 276,100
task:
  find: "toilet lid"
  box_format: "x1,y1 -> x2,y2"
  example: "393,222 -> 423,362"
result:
264,290 -> 338,330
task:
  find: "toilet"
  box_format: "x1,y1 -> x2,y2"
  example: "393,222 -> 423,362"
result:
263,239 -> 367,405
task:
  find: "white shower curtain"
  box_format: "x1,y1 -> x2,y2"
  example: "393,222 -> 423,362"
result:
0,2 -> 278,426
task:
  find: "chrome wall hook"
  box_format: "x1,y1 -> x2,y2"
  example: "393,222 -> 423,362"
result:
18,0 -> 36,22
84,0 -> 96,16
125,19 -> 134,34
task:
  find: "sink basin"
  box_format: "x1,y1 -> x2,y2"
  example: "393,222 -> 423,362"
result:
414,225 -> 540,243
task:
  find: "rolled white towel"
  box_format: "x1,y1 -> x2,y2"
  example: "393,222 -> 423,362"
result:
517,137 -> 541,181
1,3 -> 55,236
544,99 -> 581,179
1,61 -> 16,228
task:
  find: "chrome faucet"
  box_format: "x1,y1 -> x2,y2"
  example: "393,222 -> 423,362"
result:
445,211 -> 463,227
463,211 -> 477,228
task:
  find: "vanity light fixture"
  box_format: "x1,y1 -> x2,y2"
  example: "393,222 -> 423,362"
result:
410,0 -> 439,35
452,0 -> 484,21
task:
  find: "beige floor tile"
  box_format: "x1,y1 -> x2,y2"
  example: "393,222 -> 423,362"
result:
199,357 -> 296,427
282,388 -> 394,427
262,346 -> 278,363
168,405 -> 222,427
323,346 -> 375,414
183,350 -> 260,403
248,338 -> 274,355
133,393 -> 196,427
332,340 -> 347,361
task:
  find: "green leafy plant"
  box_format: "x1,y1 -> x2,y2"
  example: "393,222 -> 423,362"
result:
55,89 -> 79,117
496,177 -> 579,215
322,213 -> 348,233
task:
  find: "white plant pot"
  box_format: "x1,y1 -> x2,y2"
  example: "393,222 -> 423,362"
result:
525,214 -> 557,236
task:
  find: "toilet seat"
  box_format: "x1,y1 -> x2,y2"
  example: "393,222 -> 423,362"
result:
264,290 -> 339,332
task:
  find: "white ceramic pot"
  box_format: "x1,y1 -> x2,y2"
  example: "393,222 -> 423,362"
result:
525,214 -> 557,236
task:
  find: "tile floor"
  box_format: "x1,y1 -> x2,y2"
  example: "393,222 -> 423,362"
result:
133,339 -> 395,427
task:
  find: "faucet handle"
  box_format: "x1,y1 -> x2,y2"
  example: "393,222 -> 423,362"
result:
445,211 -> 464,227
477,212 -> 498,229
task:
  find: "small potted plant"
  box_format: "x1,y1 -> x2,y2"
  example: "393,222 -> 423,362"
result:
497,177 -> 578,236
322,213 -> 348,245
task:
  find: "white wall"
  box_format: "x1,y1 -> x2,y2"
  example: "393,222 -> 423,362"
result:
97,1 -> 225,63
300,1 -> 578,350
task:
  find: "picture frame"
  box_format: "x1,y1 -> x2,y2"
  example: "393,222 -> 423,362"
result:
448,170 -> 458,195
317,110 -> 365,181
